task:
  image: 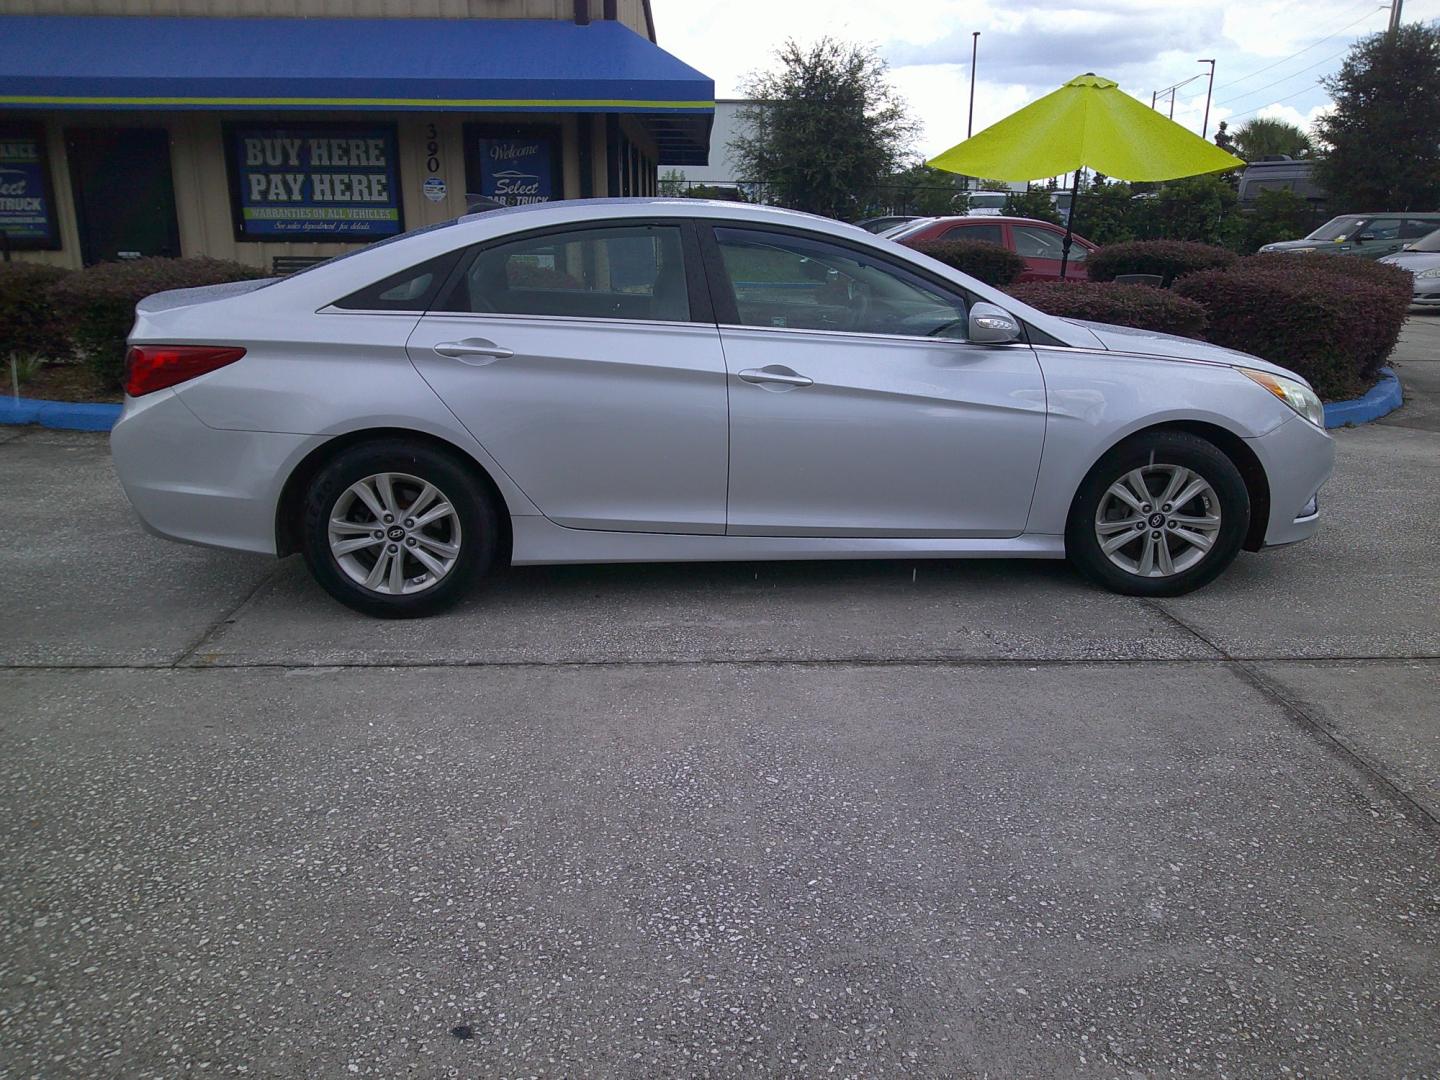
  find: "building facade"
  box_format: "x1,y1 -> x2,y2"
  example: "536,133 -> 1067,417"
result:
0,0 -> 713,271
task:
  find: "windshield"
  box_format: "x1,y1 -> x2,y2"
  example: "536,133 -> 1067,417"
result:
1407,227 -> 1440,252
883,218 -> 936,240
1307,216 -> 1365,242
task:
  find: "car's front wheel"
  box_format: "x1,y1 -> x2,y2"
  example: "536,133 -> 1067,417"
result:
1066,431 -> 1250,597
300,439 -> 498,618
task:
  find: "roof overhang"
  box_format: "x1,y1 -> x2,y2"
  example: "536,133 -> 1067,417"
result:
0,15 -> 714,164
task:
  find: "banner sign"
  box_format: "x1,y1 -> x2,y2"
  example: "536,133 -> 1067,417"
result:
0,126 -> 59,250
471,132 -> 557,207
228,124 -> 402,241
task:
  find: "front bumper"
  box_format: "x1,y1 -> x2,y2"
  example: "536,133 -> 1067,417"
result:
1245,413 -> 1334,548
110,389 -> 314,555
1410,276 -> 1440,305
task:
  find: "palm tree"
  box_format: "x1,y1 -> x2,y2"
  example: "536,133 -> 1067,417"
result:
1232,117 -> 1315,161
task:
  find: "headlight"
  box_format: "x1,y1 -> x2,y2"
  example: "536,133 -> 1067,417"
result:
1240,368 -> 1325,428
1416,267 -> 1440,279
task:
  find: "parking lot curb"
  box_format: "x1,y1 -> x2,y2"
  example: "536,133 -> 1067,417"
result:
1323,367 -> 1402,429
0,395 -> 121,432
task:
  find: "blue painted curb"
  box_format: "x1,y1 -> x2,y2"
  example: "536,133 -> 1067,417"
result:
1323,366 -> 1402,429
1,395 -> 121,432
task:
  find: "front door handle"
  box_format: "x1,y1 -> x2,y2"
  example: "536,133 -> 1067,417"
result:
738,366 -> 813,388
434,339 -> 514,361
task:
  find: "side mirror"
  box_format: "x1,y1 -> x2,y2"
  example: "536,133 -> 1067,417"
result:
1356,232 -> 1375,242
968,301 -> 1022,345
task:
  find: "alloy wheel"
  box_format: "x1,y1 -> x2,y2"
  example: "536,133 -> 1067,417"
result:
1093,463 -> 1222,578
327,472 -> 463,595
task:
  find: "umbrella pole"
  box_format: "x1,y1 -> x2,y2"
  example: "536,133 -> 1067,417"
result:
1060,168 -> 1082,280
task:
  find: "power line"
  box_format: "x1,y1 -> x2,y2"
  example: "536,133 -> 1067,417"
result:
1224,81 -> 1327,122
1215,45 -> 1353,105
1213,3 -> 1385,91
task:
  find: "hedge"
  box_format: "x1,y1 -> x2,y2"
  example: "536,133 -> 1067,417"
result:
1173,261 -> 1404,400
1086,240 -> 1238,285
0,262 -> 72,360
903,239 -> 1027,286
1005,280 -> 1208,340
48,257 -> 267,390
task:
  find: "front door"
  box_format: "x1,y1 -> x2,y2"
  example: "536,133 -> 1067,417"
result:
1010,222 -> 1087,281
65,128 -> 180,265
706,225 -> 1047,537
406,221 -> 730,534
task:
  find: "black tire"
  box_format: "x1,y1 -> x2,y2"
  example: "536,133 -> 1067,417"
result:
300,439 -> 499,618
1066,430 -> 1249,597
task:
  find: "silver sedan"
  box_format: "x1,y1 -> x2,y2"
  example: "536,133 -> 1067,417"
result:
112,199 -> 1333,618
1379,227 -> 1440,306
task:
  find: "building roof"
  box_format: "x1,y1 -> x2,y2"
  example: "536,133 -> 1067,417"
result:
0,14 -> 714,163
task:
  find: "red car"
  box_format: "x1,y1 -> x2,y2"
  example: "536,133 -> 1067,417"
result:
888,215 -> 1097,281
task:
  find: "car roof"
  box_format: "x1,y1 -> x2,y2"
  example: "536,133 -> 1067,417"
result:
914,215 -> 1066,227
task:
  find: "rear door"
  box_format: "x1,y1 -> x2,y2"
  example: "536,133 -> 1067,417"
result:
405,221 -> 731,534
1010,223 -> 1088,281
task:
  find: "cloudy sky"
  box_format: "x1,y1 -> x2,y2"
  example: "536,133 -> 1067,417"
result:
650,0 -> 1437,159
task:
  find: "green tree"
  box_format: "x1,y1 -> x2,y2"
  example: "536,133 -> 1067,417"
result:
1231,117 -> 1314,161
1072,175 -> 1136,245
732,38 -> 916,221
1240,188 -> 1315,251
1315,24 -> 1440,211
1131,175 -> 1238,245
876,162 -> 969,216
1002,186 -> 1062,225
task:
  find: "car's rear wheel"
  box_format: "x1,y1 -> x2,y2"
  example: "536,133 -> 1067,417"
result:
1066,431 -> 1249,597
300,440 -> 498,618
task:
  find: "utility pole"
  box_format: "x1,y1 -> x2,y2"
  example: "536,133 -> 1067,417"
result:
967,32 -> 980,138
1168,87 -> 1177,119
1388,0 -> 1403,33
1198,59 -> 1216,139
1151,90 -> 1158,109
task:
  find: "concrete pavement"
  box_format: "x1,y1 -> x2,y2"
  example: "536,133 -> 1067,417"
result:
1,323 -> 1437,1078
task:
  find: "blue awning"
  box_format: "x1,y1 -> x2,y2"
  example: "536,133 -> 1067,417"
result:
0,15 -> 714,163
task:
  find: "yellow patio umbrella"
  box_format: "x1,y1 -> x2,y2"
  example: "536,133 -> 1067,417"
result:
927,73 -> 1245,277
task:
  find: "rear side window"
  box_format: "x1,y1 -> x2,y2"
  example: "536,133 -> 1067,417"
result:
1400,218 -> 1438,239
333,250 -> 464,311
1013,225 -> 1084,261
438,225 -> 692,322
942,222 -> 1003,245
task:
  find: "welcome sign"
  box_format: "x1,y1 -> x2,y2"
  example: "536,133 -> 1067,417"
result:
471,131 -> 557,207
228,124 -> 402,240
0,125 -> 58,250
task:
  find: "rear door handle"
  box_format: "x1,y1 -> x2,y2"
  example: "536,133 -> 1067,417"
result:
434,338 -> 514,361
738,366 -> 813,388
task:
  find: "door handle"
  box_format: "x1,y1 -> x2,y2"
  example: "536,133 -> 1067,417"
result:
738,367 -> 813,388
434,339 -> 514,360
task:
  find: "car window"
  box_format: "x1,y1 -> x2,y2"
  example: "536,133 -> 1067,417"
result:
1400,218 -> 1438,240
440,224 -> 691,322
1012,225 -> 1085,261
713,227 -> 969,339
942,223 -> 1003,245
1408,228 -> 1440,252
1308,216 -> 1363,241
1363,218 -> 1402,240
333,250 -> 465,311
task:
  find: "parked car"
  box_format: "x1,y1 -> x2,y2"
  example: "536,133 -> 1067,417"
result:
855,215 -> 919,234
966,190 -> 1014,216
1379,226 -> 1440,307
890,215 -> 1098,281
1236,156 -> 1327,206
1259,213 -> 1440,259
111,198 -> 1332,617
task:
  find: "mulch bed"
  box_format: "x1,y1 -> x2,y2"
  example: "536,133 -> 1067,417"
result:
1,363 -> 122,404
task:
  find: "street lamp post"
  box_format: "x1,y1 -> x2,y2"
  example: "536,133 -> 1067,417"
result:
967,32 -> 980,138
1198,59 -> 1216,140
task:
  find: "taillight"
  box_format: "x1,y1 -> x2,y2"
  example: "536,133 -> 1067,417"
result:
125,345 -> 246,397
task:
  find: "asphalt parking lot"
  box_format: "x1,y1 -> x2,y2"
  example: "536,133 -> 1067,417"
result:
2,319 -> 1438,1079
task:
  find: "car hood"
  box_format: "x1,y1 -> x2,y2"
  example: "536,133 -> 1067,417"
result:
135,277 -> 277,315
1065,318 -> 1303,381
1379,251 -> 1440,271
1258,239 -> 1330,253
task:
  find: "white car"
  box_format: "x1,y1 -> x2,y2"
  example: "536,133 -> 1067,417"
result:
112,198 -> 1333,618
